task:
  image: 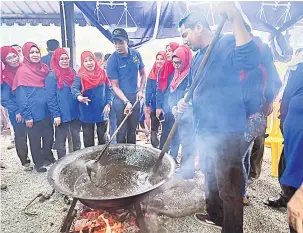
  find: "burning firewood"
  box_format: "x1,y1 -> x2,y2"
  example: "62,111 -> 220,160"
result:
88,220 -> 97,233
71,208 -> 140,233
99,214 -> 111,233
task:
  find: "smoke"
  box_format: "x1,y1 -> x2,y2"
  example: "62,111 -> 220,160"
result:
169,75 -> 254,209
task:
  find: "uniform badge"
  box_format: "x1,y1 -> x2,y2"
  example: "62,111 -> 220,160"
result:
133,56 -> 139,64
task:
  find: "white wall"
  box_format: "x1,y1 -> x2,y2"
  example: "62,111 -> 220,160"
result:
1,23 -> 300,74
0,24 -> 182,73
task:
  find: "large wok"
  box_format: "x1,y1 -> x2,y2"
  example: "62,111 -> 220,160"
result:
48,144 -> 175,209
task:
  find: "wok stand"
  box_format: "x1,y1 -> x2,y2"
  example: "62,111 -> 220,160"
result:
60,198 -> 149,233
135,202 -> 149,233
61,198 -> 78,233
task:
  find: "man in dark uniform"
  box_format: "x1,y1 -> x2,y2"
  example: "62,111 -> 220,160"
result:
107,28 -> 146,144
177,3 -> 261,233
94,52 -> 104,68
41,39 -> 60,67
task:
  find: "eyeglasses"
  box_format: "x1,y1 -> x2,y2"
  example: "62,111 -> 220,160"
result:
173,61 -> 182,66
6,54 -> 18,62
59,58 -> 70,61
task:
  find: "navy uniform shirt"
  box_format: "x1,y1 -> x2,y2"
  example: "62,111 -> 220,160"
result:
241,42 -> 282,116
1,82 -> 20,126
145,78 -> 157,112
45,71 -> 79,123
41,52 -> 53,68
106,48 -> 144,98
188,34 -> 261,135
15,86 -> 50,122
71,76 -> 113,123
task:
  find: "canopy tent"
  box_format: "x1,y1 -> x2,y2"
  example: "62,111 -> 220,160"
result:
1,1 -> 303,47
74,1 -> 303,47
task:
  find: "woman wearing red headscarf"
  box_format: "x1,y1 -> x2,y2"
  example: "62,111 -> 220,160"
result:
13,42 -> 55,173
156,42 -> 179,150
45,48 -> 81,158
168,45 -> 194,179
157,45 -> 194,176
71,51 -> 113,148
145,51 -> 167,148
1,46 -> 33,171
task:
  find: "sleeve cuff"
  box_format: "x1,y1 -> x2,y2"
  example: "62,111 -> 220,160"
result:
53,112 -> 61,118
106,100 -> 113,106
75,93 -> 81,99
156,103 -> 163,109
24,115 -> 33,121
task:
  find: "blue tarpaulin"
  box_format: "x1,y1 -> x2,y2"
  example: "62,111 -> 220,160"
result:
1,1 -> 302,49
74,1 -> 303,48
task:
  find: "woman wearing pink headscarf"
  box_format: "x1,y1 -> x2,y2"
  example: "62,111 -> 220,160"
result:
165,45 -> 194,179
1,46 -> 32,171
156,42 -> 180,151
45,48 -> 80,158
145,51 -> 167,147
71,51 -> 113,148
14,42 -> 55,172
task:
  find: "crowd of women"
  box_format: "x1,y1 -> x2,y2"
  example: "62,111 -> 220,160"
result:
0,36 -> 194,178
145,42 -> 195,179
1,42 -> 113,173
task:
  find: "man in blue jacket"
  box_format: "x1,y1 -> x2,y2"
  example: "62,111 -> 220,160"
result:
238,24 -> 282,205
41,39 -> 60,67
243,24 -> 282,183
94,52 -> 104,68
11,44 -> 23,63
177,4 -> 261,233
107,28 -> 146,144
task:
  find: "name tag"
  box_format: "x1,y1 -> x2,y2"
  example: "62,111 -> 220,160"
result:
119,65 -> 127,69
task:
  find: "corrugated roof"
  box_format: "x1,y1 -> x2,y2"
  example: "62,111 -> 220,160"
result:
0,1 -> 87,26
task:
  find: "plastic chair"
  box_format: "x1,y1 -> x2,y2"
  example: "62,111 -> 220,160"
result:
265,102 -> 284,177
265,112 -> 273,136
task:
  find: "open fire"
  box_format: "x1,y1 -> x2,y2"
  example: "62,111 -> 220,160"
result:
71,205 -> 140,233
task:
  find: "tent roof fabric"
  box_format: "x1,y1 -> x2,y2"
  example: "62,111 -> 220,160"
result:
0,1 -> 87,26
1,1 -> 303,48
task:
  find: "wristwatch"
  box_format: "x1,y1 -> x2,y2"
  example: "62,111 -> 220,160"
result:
124,100 -> 130,105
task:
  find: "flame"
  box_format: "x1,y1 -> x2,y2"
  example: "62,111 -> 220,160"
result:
72,209 -> 138,233
99,214 -> 111,233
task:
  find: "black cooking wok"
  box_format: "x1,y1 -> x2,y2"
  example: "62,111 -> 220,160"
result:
48,144 -> 175,209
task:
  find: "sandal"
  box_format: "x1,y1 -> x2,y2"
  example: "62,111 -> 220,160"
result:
264,196 -> 287,208
193,213 -> 222,230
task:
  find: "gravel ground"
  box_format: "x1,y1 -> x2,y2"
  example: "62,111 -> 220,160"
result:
1,132 -> 289,233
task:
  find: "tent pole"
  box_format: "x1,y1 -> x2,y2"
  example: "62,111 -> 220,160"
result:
59,1 -> 76,69
59,2 -> 66,47
59,1 -> 76,153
